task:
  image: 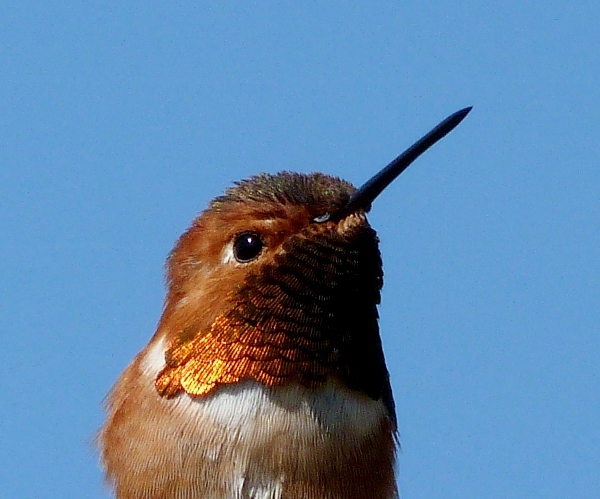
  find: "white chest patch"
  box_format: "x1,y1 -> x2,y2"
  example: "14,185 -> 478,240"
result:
140,336 -> 390,498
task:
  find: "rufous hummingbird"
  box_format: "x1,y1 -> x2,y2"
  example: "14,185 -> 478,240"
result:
98,107 -> 471,499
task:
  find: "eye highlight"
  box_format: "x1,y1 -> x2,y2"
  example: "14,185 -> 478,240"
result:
232,232 -> 264,263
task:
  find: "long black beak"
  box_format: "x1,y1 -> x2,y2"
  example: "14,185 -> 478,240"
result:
337,107 -> 471,218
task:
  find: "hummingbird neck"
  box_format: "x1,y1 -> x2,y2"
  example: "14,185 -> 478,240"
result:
155,213 -> 395,424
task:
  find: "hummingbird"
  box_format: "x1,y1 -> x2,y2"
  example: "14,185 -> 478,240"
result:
98,107 -> 471,499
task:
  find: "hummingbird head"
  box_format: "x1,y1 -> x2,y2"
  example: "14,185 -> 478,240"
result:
153,108 -> 472,421
155,171 -> 388,400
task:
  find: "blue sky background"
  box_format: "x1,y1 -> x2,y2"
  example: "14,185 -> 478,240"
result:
2,3 -> 599,498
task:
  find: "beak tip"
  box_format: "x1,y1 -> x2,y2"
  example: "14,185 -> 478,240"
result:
452,106 -> 473,125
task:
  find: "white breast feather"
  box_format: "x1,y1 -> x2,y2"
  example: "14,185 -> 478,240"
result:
140,336 -> 388,498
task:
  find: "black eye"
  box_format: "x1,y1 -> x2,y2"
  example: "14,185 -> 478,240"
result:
233,232 -> 264,263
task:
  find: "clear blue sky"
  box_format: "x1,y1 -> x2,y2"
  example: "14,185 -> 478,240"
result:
2,3 -> 598,498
